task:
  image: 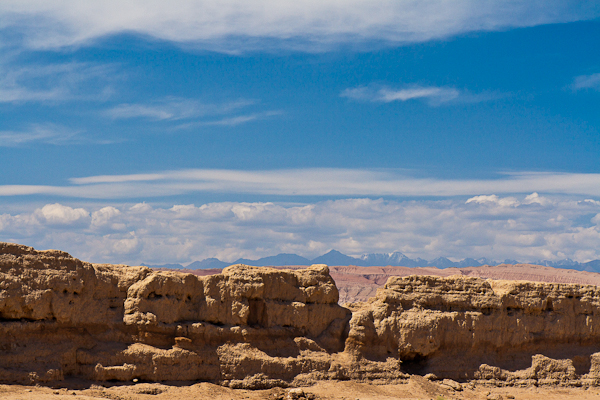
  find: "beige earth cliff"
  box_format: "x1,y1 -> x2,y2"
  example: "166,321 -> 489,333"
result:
184,264 -> 600,304
3,242 -> 600,398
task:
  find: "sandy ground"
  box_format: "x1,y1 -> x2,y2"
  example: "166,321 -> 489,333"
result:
2,378 -> 600,400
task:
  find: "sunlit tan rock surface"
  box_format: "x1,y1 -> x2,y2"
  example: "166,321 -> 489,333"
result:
2,242 -> 600,388
188,264 -> 600,304
345,274 -> 600,383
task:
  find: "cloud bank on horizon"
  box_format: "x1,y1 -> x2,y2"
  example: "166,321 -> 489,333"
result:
0,1 -> 599,265
1,194 -> 600,265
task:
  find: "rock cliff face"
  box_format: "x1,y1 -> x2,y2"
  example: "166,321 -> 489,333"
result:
345,275 -> 600,384
2,242 -> 600,388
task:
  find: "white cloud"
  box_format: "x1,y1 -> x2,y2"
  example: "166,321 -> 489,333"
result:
0,60 -> 117,103
466,194 -> 519,207
340,84 -> 500,106
105,98 -> 255,121
175,111 -> 283,129
2,169 -> 600,199
34,203 -> 90,226
103,98 -> 280,128
378,86 -> 460,103
523,192 -> 552,206
91,206 -> 125,231
110,232 -> 141,255
0,124 -> 81,146
106,104 -> 174,121
91,206 -> 120,224
2,195 -> 600,265
342,85 -> 461,105
203,115 -> 260,126
0,1 -> 597,52
199,111 -> 282,126
571,73 -> 600,91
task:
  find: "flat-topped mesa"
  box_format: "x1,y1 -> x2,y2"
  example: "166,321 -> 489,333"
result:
346,274 -> 600,382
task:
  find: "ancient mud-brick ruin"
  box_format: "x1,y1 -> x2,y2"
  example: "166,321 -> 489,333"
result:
2,242 -> 600,388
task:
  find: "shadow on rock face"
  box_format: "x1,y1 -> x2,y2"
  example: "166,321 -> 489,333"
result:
3,242 -> 600,388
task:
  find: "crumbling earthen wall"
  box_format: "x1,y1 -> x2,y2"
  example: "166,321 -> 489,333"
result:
346,274 -> 600,383
2,242 -> 600,388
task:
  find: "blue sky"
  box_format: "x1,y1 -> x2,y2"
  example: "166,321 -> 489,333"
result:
1,1 -> 600,264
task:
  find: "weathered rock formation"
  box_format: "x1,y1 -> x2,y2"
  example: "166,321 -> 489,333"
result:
346,275 -> 600,385
2,242 -> 600,388
183,264 -> 600,304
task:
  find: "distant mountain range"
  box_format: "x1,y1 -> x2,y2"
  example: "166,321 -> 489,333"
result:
143,250 -> 600,274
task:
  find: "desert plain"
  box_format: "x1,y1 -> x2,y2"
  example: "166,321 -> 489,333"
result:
4,378 -> 600,400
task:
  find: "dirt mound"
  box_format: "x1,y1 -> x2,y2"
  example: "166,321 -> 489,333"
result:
3,242 -> 600,389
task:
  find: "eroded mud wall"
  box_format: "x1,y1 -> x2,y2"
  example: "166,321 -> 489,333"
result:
2,242 -> 600,387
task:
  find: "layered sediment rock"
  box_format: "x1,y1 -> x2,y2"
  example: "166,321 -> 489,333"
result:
346,275 -> 600,384
0,242 -> 365,387
2,242 -> 600,387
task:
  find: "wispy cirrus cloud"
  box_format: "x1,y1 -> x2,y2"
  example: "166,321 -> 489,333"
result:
105,98 -> 255,121
341,84 -> 499,106
0,1 -> 597,52
0,60 -> 117,103
175,110 -> 284,128
571,73 -> 600,91
2,168 -> 600,199
0,124 -> 81,146
342,85 -> 459,105
2,195 -> 600,265
104,97 -> 281,128
0,123 -> 122,146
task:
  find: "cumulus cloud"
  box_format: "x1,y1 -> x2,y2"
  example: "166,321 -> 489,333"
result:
91,206 -> 125,231
465,192 -> 552,208
110,232 -> 141,255
1,195 -> 600,265
466,194 -> 519,207
33,203 -> 90,226
0,1 -> 597,52
523,192 -> 552,206
571,73 -> 600,91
